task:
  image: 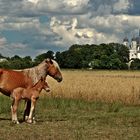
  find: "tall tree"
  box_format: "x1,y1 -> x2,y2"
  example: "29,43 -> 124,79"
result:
34,50 -> 54,64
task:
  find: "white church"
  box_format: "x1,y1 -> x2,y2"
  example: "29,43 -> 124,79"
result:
123,31 -> 140,60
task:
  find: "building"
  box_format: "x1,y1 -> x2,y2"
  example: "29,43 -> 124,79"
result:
0,58 -> 8,63
123,30 -> 140,60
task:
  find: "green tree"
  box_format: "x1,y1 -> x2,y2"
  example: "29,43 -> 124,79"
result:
22,56 -> 33,68
130,59 -> 140,70
56,43 -> 129,69
34,51 -> 54,65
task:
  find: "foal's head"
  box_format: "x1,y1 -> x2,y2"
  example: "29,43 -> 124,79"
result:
34,77 -> 50,92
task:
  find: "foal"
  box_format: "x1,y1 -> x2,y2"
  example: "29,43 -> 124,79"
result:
11,77 -> 50,124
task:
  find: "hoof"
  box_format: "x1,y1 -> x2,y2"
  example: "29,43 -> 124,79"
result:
26,119 -> 33,124
24,116 -> 29,121
12,120 -> 19,124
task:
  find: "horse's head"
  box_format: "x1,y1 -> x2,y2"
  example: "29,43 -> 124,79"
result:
45,58 -> 63,82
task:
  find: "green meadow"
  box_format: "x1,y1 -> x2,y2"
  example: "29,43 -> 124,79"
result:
0,96 -> 140,139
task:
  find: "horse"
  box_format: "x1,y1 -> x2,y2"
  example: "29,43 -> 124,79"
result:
0,58 -> 63,121
11,77 -> 50,124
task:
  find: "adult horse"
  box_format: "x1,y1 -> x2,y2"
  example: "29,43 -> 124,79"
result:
0,58 -> 62,121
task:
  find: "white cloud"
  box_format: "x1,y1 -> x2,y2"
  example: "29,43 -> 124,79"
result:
27,0 -> 39,4
71,18 -> 78,30
0,0 -> 139,57
10,43 -> 28,49
49,11 -> 140,47
50,16 -> 116,46
21,0 -> 90,15
0,37 -> 7,48
113,0 -> 131,12
0,17 -> 40,31
64,0 -> 89,7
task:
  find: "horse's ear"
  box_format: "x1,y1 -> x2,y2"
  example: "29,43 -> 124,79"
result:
46,58 -> 53,64
50,59 -> 53,64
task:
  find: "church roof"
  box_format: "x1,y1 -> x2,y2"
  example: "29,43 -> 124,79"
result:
123,37 -> 129,42
131,36 -> 136,41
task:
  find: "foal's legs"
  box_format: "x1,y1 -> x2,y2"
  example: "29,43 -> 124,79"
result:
24,100 -> 36,123
11,99 -> 19,124
27,98 -> 36,123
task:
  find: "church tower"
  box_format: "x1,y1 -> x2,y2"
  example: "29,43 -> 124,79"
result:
131,36 -> 137,50
123,37 -> 129,47
130,36 -> 137,59
123,29 -> 140,60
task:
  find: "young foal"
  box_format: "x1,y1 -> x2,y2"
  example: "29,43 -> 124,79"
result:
11,77 -> 50,124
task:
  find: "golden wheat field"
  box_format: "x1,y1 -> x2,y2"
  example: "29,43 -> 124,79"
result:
46,70 -> 140,105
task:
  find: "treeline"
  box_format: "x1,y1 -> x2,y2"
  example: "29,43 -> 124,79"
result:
0,51 -> 54,69
56,43 -> 129,69
0,43 -> 138,70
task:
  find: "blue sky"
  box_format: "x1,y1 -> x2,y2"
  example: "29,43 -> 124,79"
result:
0,0 -> 140,58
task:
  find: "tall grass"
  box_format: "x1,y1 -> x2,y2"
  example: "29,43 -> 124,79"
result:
46,70 -> 140,105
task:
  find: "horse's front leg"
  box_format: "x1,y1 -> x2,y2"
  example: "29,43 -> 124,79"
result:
27,98 -> 36,124
11,99 -> 19,124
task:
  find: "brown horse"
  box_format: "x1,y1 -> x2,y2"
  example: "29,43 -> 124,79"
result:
11,77 -> 50,124
0,58 -> 62,121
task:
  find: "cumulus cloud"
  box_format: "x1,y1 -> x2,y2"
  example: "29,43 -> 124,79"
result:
113,0 -> 131,13
0,37 -> 7,48
0,0 -> 139,57
27,0 -> 39,4
50,16 -> 119,46
10,43 -> 28,49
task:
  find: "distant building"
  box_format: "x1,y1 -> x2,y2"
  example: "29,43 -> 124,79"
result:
123,30 -> 140,60
0,58 -> 8,62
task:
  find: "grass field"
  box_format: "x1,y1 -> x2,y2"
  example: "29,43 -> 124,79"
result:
0,70 -> 140,140
48,70 -> 140,105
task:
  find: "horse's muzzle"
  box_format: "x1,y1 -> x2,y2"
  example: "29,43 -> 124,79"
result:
45,87 -> 50,92
56,77 -> 63,82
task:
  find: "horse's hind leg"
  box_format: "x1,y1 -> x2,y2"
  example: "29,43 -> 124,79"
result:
23,100 -> 31,121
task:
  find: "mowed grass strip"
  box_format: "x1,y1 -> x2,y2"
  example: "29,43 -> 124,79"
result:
0,96 -> 140,140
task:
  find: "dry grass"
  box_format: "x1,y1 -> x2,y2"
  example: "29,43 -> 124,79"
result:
46,70 -> 140,105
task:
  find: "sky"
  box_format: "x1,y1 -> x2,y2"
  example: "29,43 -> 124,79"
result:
0,0 -> 140,58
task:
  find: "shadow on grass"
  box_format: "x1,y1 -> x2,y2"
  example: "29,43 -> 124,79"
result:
0,117 -> 11,121
0,117 -> 26,124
